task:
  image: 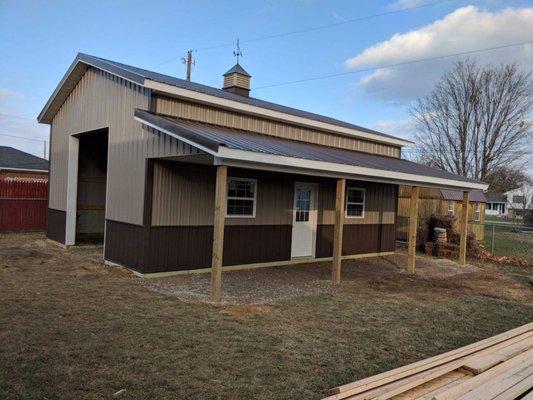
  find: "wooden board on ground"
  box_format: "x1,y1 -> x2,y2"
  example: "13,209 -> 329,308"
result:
324,323 -> 533,400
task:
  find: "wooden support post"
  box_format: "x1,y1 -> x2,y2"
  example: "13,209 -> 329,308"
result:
458,190 -> 469,265
332,178 -> 346,283
211,165 -> 227,302
407,186 -> 419,274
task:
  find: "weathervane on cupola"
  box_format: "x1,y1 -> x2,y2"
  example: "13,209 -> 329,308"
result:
222,38 -> 252,97
233,38 -> 243,64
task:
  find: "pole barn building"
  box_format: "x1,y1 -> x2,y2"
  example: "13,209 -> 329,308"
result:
38,53 -> 488,300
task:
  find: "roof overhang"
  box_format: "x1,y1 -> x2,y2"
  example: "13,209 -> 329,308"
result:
134,112 -> 488,191
38,55 -> 145,124
214,149 -> 488,191
37,54 -> 412,148
0,167 -> 49,173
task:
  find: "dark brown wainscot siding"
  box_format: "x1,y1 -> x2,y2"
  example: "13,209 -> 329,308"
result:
104,223 -> 293,273
316,224 -> 396,258
46,208 -> 66,244
146,225 -> 212,272
104,220 -> 146,271
223,225 -> 292,266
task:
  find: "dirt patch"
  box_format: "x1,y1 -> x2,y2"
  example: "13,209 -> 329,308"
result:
220,305 -> 273,317
139,266 -> 339,305
138,254 -> 505,305
0,247 -> 45,260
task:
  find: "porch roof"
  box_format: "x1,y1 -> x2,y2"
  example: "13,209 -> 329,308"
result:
441,189 -> 487,202
134,109 -> 488,191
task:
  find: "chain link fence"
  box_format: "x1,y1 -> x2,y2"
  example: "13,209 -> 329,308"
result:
482,221 -> 532,262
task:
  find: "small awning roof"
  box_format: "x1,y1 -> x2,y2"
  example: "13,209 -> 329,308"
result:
134,109 -> 488,191
441,189 -> 487,202
488,193 -> 506,203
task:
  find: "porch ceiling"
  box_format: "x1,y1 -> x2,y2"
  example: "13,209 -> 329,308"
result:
134,109 -> 488,191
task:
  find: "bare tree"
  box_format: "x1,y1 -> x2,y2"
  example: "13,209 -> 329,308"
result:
484,166 -> 531,194
410,60 -> 531,181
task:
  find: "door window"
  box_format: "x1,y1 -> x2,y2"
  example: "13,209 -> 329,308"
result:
295,188 -> 311,222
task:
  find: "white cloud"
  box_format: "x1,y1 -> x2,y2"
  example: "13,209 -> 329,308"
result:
370,117 -> 417,141
387,0 -> 427,12
345,6 -> 533,102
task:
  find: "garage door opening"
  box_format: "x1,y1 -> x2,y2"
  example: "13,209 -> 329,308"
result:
76,129 -> 108,244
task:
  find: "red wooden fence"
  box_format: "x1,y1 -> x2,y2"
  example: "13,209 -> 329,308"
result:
0,179 -> 47,231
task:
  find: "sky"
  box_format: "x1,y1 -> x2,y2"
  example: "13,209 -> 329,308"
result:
0,0 -> 531,168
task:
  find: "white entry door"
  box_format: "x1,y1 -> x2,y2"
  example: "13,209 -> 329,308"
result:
291,182 -> 318,258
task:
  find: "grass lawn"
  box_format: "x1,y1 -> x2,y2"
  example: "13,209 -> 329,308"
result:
1,233 -> 532,400
482,224 -> 533,262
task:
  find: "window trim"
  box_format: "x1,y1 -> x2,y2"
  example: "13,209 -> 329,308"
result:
474,202 -> 481,222
447,201 -> 455,216
226,177 -> 257,218
345,187 -> 366,219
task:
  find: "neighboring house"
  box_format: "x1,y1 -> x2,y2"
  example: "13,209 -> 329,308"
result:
486,193 -> 507,217
37,53 -> 487,291
398,187 -> 487,241
0,146 -> 49,181
0,147 -> 48,231
504,184 -> 533,219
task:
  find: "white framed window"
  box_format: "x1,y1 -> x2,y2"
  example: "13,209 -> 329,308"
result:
474,203 -> 481,221
226,177 -> 257,218
447,201 -> 455,216
512,195 -> 525,204
345,187 -> 365,218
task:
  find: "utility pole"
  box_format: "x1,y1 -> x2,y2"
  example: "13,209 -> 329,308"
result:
43,140 -> 47,159
182,50 -> 194,81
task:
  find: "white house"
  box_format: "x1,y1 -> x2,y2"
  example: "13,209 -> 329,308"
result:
504,184 -> 533,219
486,193 -> 507,217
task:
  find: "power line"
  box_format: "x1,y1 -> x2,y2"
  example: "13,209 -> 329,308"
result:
252,40 -> 533,90
0,113 -> 36,121
152,0 -> 460,68
0,133 -> 47,142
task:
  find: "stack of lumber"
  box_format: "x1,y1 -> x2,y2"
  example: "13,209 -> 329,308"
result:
323,323 -> 533,400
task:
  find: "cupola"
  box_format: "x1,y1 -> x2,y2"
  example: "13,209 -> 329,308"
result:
222,63 -> 251,97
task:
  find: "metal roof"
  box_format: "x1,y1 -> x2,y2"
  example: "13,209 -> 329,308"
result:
0,146 -> 49,171
487,193 -> 507,203
440,189 -> 487,202
39,53 -> 412,146
223,63 -> 251,77
135,109 -> 486,189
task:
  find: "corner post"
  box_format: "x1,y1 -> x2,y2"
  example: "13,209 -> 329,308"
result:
332,178 -> 346,283
211,165 -> 227,302
407,186 -> 419,274
458,190 -> 469,265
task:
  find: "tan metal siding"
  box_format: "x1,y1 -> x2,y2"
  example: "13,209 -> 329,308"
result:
49,68 -> 199,224
151,162 -> 396,227
151,163 -> 293,226
155,96 -> 401,158
318,181 -> 397,225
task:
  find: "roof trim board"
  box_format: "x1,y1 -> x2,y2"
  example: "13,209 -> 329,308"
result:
0,167 -> 49,173
38,53 -> 412,147
134,110 -> 488,191
134,115 -> 217,155
216,148 -> 488,190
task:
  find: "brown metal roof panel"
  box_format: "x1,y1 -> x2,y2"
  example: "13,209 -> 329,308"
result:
137,110 -> 485,186
441,189 -> 487,202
